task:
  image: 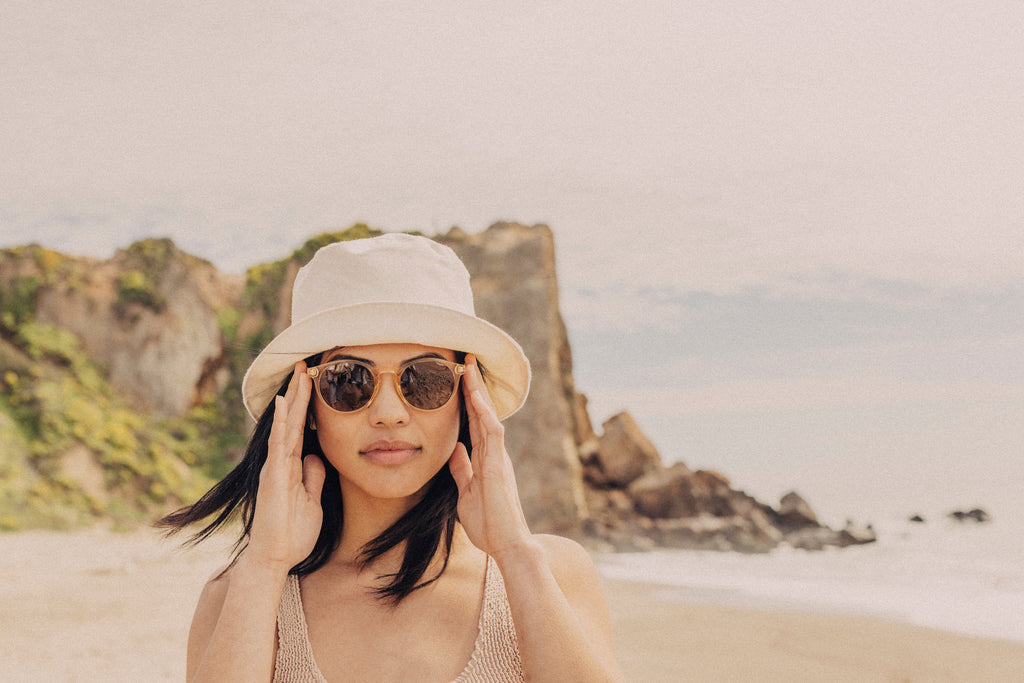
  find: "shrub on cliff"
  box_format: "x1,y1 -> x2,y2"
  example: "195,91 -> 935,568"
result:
0,321 -> 223,529
115,269 -> 166,317
0,244 -> 74,333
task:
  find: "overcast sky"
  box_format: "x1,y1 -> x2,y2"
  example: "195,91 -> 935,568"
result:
3,1 -> 1023,522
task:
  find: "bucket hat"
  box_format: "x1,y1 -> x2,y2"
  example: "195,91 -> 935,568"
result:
241,233 -> 531,421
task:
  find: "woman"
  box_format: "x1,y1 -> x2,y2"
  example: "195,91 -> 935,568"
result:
161,234 -> 623,682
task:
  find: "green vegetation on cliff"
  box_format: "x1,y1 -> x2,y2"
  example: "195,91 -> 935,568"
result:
115,269 -> 166,316
0,225 -> 392,531
0,321 -> 219,529
0,275 -> 40,331
0,245 -> 74,332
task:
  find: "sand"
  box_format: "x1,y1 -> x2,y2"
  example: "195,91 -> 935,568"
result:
1,528 -> 1021,682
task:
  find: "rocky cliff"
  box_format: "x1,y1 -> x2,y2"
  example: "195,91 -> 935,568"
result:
0,224 -> 874,550
34,240 -> 244,417
440,225 -> 587,534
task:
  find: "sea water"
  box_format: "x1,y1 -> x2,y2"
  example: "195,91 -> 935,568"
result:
596,514 -> 1024,643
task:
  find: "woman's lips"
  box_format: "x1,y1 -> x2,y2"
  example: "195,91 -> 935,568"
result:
360,440 -> 420,465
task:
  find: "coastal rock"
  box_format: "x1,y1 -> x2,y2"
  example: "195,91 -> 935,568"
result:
649,467 -> 761,520
583,412 -> 662,487
28,240 -> 244,417
948,508 -> 990,523
784,518 -> 876,550
625,465 -> 752,519
651,511 -> 783,554
784,526 -> 839,551
839,520 -> 877,546
777,490 -> 819,530
572,392 -> 598,447
626,463 -> 693,518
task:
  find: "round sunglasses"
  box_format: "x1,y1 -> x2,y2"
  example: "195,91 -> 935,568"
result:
307,357 -> 465,413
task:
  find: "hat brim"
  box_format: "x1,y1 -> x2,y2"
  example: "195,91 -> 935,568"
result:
241,302 -> 531,421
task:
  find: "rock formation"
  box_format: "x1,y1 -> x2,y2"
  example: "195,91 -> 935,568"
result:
582,413 -> 662,488
3,240 -> 243,417
948,508 -> 990,523
580,418 -> 873,552
0,223 -> 876,551
440,224 -> 587,534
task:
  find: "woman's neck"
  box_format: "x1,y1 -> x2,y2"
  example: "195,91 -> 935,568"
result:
331,486 -> 424,569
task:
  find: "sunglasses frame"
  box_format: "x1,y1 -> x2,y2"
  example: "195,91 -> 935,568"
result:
306,357 -> 465,413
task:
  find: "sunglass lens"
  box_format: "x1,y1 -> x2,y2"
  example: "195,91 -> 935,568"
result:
320,361 -> 375,411
400,360 -> 457,410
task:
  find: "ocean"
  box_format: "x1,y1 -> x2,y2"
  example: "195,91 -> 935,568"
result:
595,514 -> 1024,643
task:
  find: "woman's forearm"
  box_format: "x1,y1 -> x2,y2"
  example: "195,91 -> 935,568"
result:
493,538 -> 623,683
188,558 -> 288,683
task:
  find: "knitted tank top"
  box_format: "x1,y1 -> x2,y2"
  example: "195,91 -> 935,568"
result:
273,556 -> 524,682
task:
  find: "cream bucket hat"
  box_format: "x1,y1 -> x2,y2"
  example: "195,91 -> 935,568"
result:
241,233 -> 531,421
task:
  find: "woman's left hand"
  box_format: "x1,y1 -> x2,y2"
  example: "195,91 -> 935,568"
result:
448,354 -> 533,559
449,358 -> 625,682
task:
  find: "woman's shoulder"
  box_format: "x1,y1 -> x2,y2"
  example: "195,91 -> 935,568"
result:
197,563 -> 237,601
532,534 -> 602,585
530,533 -> 617,667
189,565 -> 234,635
533,533 -> 590,559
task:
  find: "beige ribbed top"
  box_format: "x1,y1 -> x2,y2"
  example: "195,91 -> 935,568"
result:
273,556 -> 524,682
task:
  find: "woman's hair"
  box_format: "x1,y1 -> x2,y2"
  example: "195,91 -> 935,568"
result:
157,351 -> 471,605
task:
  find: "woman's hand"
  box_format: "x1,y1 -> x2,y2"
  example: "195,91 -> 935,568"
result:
244,361 -> 327,573
447,355 -> 533,560
448,357 -> 624,681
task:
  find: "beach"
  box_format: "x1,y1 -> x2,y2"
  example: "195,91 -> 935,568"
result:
1,528 -> 1022,682
606,579 -> 1024,682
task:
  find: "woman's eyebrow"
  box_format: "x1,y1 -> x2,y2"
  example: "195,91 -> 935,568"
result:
323,351 -> 447,364
410,352 -> 447,362
324,352 -> 372,364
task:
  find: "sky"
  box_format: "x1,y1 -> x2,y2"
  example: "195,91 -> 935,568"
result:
2,1 -> 1023,524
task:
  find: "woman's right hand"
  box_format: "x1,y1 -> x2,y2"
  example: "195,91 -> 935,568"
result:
243,361 -> 327,573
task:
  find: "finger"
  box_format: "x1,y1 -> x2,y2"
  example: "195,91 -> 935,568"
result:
281,358 -> 306,405
470,387 -> 503,437
275,362 -> 309,462
283,362 -> 311,456
283,361 -> 310,415
302,454 -> 327,500
267,363 -> 311,467
448,443 -> 473,493
462,359 -> 485,448
462,355 -> 490,406
469,388 -> 510,483
469,355 -> 499,412
266,395 -> 291,464
463,356 -> 499,445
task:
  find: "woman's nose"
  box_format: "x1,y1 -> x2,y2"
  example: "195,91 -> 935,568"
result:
368,373 -> 409,426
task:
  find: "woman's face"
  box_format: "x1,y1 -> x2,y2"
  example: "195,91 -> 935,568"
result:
310,343 -> 462,505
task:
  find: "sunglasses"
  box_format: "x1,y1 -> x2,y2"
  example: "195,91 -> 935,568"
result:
306,357 -> 465,413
